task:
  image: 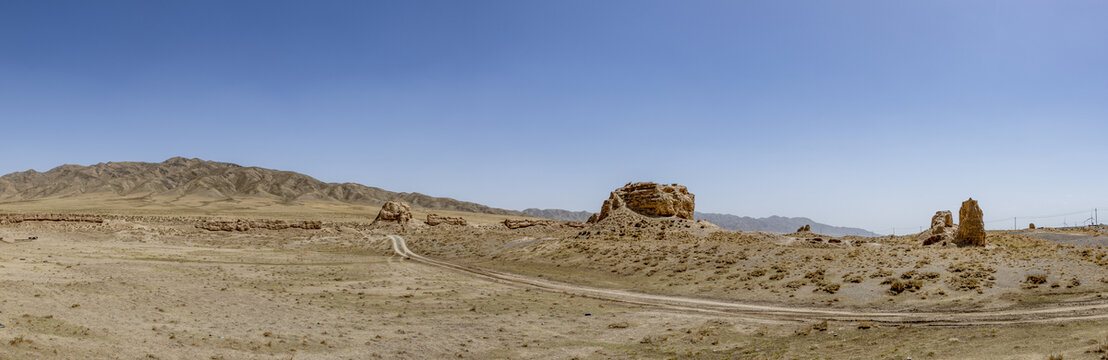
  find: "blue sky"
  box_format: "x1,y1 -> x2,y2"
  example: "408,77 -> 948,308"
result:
1,1 -> 1106,232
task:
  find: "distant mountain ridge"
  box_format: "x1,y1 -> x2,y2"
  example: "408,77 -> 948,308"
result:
521,208 -> 878,237
694,212 -> 879,237
521,208 -> 592,222
0,157 -> 523,216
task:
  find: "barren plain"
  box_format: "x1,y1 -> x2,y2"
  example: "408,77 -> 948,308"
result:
0,212 -> 1106,359
2,161 -> 1107,359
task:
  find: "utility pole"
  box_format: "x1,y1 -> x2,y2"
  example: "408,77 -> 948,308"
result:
1014,217 -> 1017,230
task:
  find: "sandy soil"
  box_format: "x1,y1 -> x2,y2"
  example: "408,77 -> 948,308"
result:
1,217 -> 1108,359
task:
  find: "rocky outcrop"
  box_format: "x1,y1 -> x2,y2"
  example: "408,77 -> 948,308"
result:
373,201 -> 412,224
796,224 -> 811,233
195,219 -> 322,232
931,211 -> 953,229
426,214 -> 467,226
923,210 -> 957,246
589,182 -> 694,223
1029,223 -> 1035,230
954,198 -> 986,246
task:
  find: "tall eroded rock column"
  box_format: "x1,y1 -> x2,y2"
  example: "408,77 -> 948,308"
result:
954,198 -> 986,246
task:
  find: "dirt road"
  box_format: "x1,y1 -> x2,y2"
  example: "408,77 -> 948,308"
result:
388,235 -> 1108,327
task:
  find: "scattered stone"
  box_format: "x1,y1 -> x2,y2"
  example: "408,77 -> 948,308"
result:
954,198 -> 986,246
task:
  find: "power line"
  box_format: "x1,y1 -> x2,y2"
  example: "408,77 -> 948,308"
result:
885,207 -> 1107,234
985,208 -> 1104,223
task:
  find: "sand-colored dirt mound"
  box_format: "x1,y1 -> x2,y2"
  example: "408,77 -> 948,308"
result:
578,206 -> 720,240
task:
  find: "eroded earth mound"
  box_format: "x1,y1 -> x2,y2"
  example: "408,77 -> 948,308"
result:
503,218 -> 585,229
426,213 -> 467,226
0,213 -> 104,224
588,182 -> 695,223
195,219 -> 322,231
373,201 -> 413,225
922,210 -> 957,246
578,182 -> 718,240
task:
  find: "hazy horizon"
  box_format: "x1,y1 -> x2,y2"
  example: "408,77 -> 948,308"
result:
2,1 -> 1106,233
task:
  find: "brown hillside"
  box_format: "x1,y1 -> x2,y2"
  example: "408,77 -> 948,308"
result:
0,157 -> 522,216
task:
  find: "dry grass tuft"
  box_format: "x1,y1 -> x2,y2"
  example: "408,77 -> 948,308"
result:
887,279 -> 922,295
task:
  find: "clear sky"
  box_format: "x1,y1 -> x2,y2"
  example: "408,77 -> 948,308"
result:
2,1 -> 1106,233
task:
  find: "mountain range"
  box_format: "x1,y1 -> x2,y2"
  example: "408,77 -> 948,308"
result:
0,157 -> 522,216
693,212 -> 879,237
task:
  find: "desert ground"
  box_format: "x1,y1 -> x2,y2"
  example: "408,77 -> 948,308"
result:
0,209 -> 1106,360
